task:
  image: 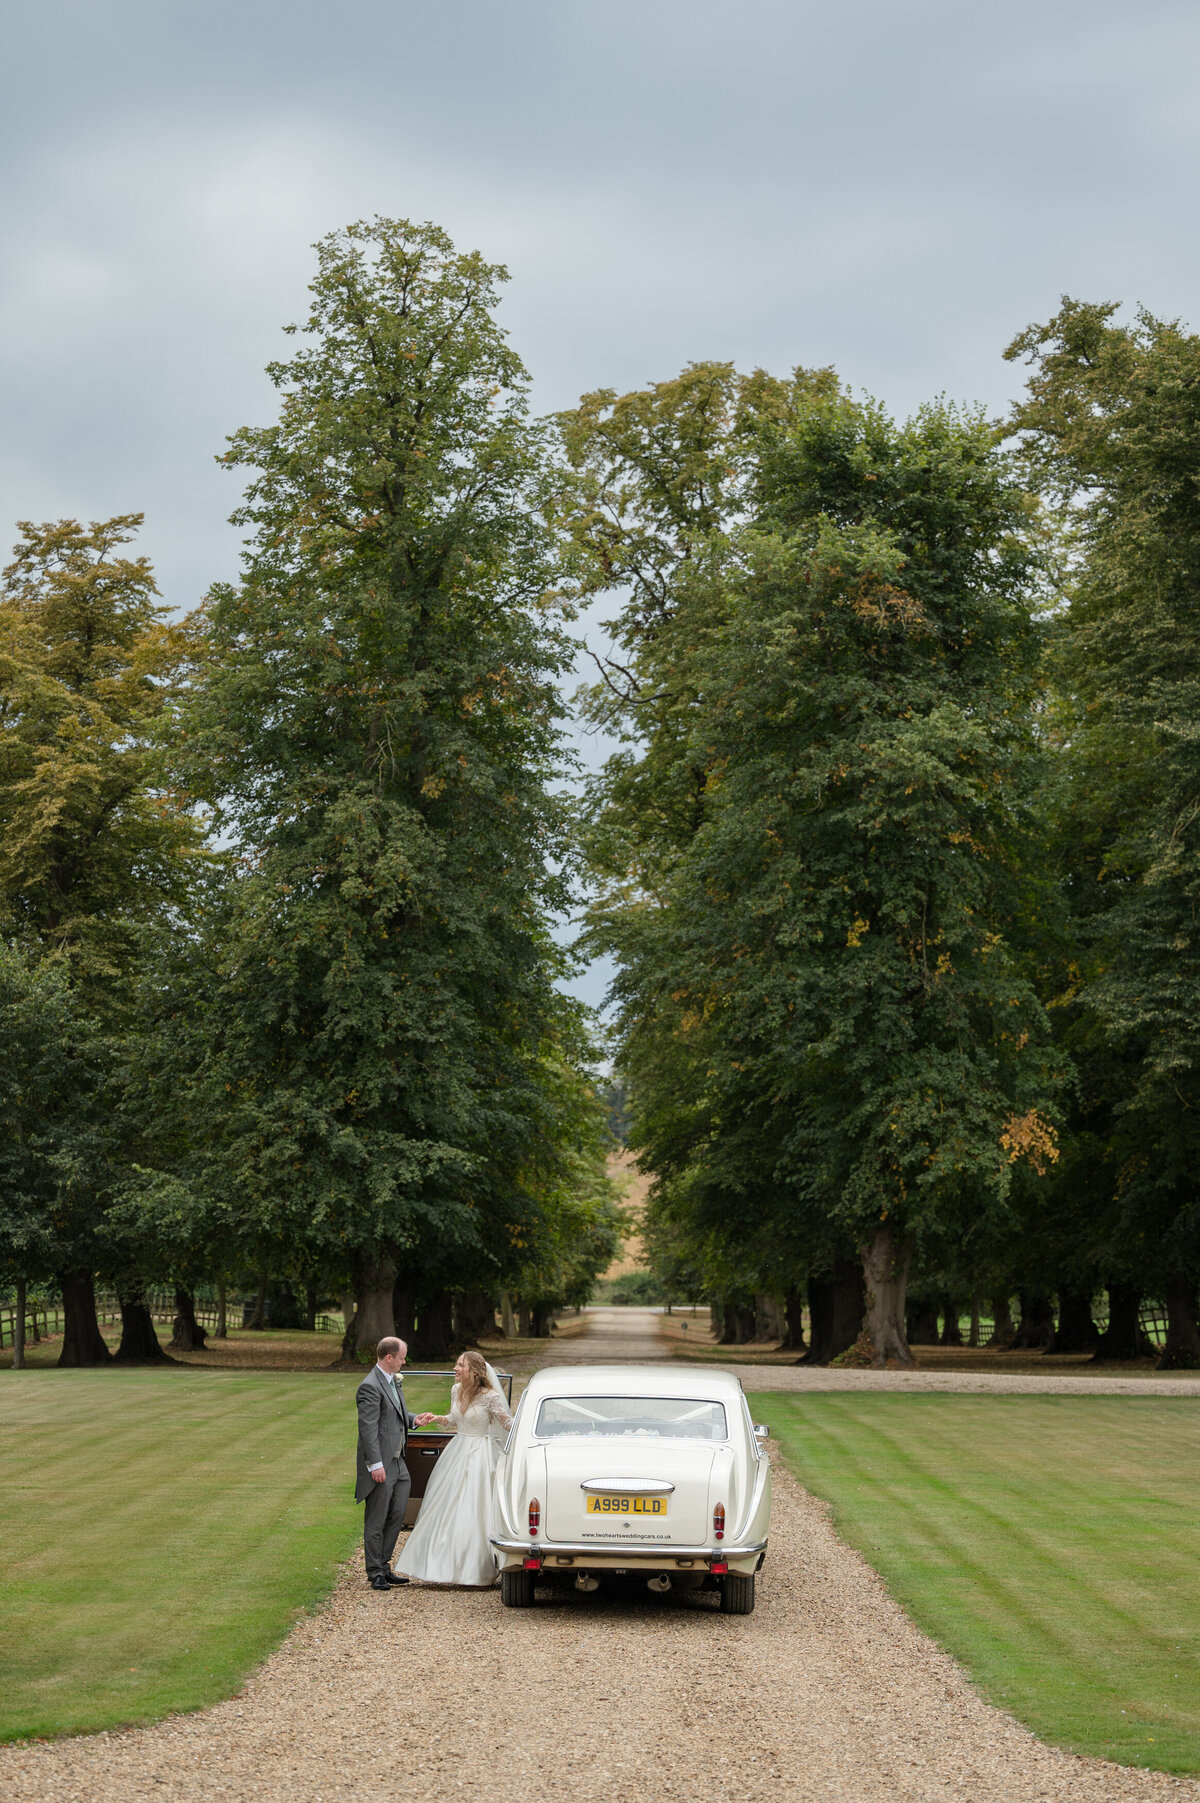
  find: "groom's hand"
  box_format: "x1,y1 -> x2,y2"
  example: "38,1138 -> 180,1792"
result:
370,1466 -> 386,1483
414,1412 -> 436,1426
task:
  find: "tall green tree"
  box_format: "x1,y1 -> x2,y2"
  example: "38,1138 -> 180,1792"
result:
0,940 -> 98,1367
1007,299 -> 1200,1365
0,516 -> 204,1362
565,370 -> 1064,1364
174,217 -> 581,1356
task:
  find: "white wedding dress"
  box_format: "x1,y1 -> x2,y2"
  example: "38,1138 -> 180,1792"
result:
396,1380 -> 512,1586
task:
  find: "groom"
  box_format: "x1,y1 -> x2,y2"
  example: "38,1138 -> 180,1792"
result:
355,1336 -> 434,1591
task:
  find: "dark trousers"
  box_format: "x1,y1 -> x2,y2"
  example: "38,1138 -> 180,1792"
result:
363,1457 -> 411,1579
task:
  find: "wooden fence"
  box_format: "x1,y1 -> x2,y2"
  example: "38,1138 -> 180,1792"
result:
0,1292 -> 344,1349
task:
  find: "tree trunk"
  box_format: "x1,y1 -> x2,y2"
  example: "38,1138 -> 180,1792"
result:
733,1303 -> 756,1343
341,1255 -> 396,1361
416,1290 -> 453,1359
1093,1283 -> 1156,1360
968,1295 -> 981,1348
861,1226 -> 915,1367
801,1258 -> 864,1364
531,1302 -> 553,1338
717,1297 -> 739,1344
304,1285 -> 318,1332
1158,1277 -> 1200,1370
906,1294 -> 940,1345
986,1294 -> 1014,1346
518,1302 -> 532,1337
169,1287 -> 208,1352
215,1281 -> 227,1339
341,1290 -> 356,1331
455,1291 -> 496,1344
939,1298 -> 964,1346
1048,1287 -> 1099,1353
264,1282 -> 303,1328
12,1276 -> 26,1370
57,1271 -> 113,1367
782,1286 -> 807,1351
754,1293 -> 784,1343
392,1282 -> 416,1346
246,1269 -> 269,1330
500,1291 -> 516,1338
115,1287 -> 171,1363
1011,1289 -> 1055,1349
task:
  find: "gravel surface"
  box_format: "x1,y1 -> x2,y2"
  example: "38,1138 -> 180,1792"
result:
4,1307 -> 1197,1802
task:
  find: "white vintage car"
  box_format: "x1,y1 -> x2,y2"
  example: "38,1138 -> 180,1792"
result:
490,1365 -> 771,1614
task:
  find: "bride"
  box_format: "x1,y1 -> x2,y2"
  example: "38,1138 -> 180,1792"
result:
396,1349 -> 513,1587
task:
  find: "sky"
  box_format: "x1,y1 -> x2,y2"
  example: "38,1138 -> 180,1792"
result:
3,0 -> 1199,1009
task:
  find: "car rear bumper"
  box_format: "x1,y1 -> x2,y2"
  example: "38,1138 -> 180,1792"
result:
491,1536 -> 767,1576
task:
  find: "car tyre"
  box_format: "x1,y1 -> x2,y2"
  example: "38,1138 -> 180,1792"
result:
719,1573 -> 755,1614
501,1568 -> 535,1608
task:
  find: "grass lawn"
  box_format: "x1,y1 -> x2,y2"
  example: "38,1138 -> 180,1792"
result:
0,1367 -> 451,1741
752,1393 -> 1200,1776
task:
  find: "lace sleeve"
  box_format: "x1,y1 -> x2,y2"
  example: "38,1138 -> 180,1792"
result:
446,1380 -> 462,1430
484,1387 -> 513,1430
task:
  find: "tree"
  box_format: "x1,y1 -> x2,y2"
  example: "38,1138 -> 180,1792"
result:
564,369 -> 1064,1365
0,940 -> 99,1366
1007,299 -> 1200,1365
173,217 -> 582,1358
0,517 -> 204,1363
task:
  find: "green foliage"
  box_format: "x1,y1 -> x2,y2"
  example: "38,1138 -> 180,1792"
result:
563,369 -> 1064,1333
0,516 -> 203,1013
165,219 -> 589,1315
1007,301 -> 1200,1302
607,1269 -> 665,1305
0,519 -> 206,1307
0,942 -> 99,1285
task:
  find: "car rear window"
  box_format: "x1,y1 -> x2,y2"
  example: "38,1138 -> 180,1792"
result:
534,1396 -> 728,1440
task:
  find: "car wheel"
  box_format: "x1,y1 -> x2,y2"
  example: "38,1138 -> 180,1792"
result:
501,1568 -> 535,1608
719,1573 -> 755,1614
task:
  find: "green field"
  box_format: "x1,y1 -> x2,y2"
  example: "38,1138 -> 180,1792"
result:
752,1392 -> 1200,1776
0,1367 -> 451,1741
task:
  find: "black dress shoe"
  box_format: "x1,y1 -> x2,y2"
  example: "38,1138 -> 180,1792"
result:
369,1575 -> 391,1590
383,1570 -> 409,1585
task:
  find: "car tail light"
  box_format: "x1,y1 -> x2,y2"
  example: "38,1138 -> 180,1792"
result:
713,1503 -> 725,1541
523,1556 -> 542,1571
528,1498 -> 540,1536
710,1559 -> 728,1575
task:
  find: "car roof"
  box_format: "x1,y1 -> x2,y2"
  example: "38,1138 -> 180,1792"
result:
518,1364 -> 746,1401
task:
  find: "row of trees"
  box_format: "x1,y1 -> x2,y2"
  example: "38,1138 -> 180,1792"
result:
569,311 -> 1200,1368
0,218 -> 622,1367
6,216 -> 1197,1373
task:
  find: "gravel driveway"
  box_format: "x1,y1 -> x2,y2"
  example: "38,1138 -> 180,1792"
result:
3,1309 -> 1197,1802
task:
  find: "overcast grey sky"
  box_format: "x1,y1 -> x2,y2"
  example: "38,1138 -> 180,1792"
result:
3,0 -> 1198,1008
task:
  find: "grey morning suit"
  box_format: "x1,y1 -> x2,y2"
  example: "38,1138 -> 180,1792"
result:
355,1364 -> 415,1580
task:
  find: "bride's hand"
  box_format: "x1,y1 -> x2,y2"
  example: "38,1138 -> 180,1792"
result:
414,1412 -> 439,1426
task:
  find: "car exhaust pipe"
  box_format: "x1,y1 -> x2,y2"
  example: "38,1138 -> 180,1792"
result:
574,1573 -> 600,1592
646,1574 -> 672,1593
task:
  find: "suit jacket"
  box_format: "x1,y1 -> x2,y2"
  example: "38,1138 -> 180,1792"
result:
354,1365 -> 416,1502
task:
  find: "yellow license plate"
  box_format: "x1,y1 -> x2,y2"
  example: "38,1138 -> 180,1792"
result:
586,1495 -> 669,1516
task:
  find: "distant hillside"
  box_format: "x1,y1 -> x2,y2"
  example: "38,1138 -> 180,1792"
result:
603,1147 -> 649,1279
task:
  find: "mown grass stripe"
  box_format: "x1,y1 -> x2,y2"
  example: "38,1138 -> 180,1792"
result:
752,1392 -> 1200,1776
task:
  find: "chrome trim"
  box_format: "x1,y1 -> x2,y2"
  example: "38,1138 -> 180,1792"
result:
490,1536 -> 768,1559
579,1478 -> 675,1495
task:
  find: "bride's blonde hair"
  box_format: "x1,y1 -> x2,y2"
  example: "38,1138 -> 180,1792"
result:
456,1348 -> 491,1411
